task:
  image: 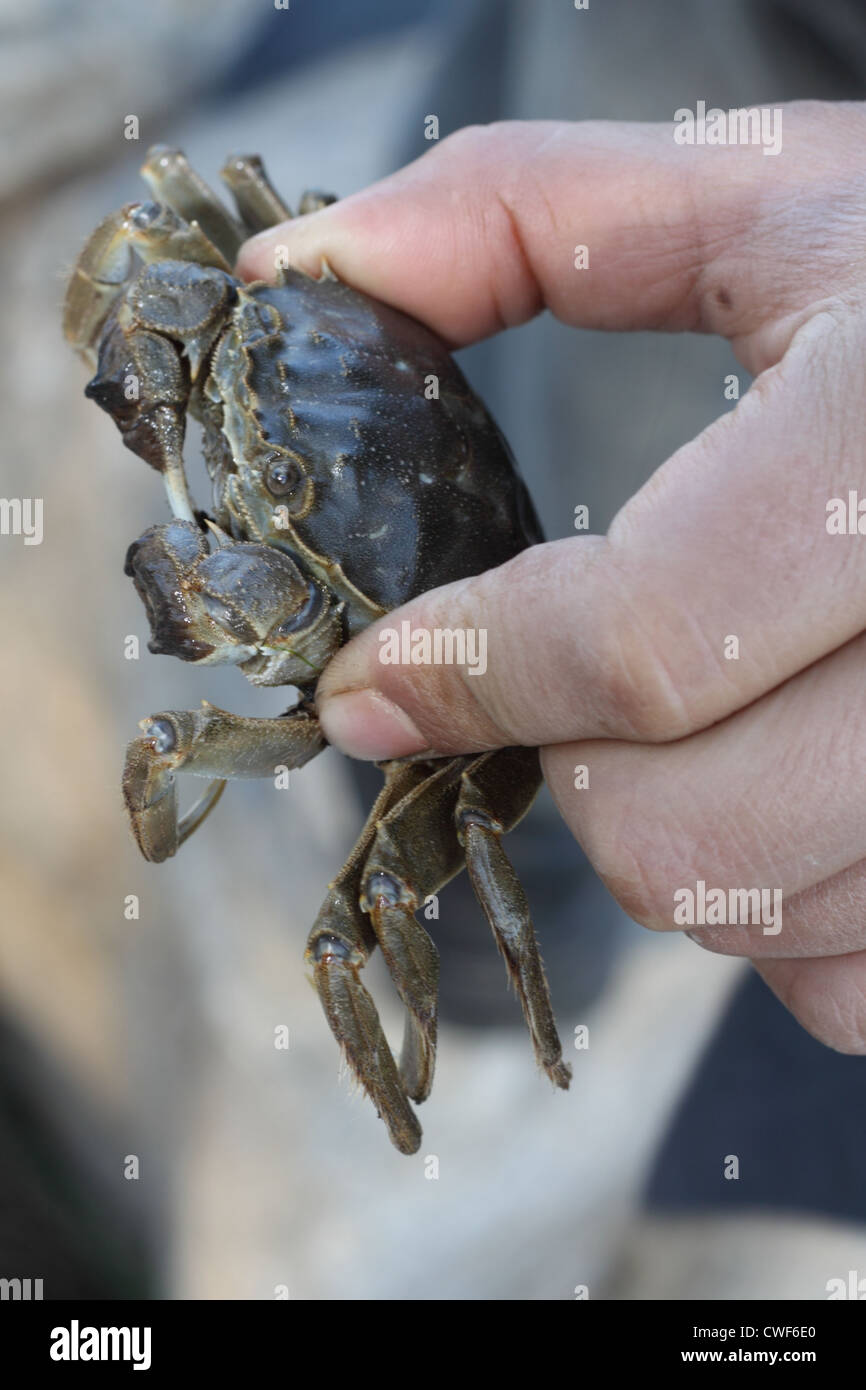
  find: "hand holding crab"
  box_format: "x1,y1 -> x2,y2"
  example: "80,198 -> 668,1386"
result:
243,111 -> 866,1057
64,147 -> 571,1155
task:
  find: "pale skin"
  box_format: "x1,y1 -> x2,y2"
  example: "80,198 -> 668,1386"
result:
238,102 -> 866,1053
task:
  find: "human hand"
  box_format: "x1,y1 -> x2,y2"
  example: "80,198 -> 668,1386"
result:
239,105 -> 866,1052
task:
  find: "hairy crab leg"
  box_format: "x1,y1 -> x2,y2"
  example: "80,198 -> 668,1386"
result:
456,749 -> 572,1091
140,146 -> 244,264
309,898 -> 422,1156
297,191 -> 338,214
306,760 -> 436,1154
123,699 -> 324,863
367,895 -> 438,1105
309,748 -> 570,1148
176,778 -> 227,847
62,210 -> 137,363
64,201 -> 231,360
219,154 -> 293,235
357,757 -> 472,1104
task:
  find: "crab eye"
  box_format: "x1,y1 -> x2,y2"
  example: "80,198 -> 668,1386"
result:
265,456 -> 302,497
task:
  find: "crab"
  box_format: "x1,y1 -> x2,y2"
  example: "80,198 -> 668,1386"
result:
63,146 -> 571,1154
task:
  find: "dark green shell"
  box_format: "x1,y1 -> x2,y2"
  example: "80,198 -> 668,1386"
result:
231,271 -> 542,613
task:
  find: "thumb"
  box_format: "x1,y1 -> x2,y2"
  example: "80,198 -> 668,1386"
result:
315,542 -> 614,761
317,538 -> 613,758
318,292 -> 866,760
318,522 -> 732,758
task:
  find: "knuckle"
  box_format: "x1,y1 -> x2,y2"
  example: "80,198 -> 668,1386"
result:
585,788 -> 688,929
596,581 -> 697,743
433,123 -> 498,170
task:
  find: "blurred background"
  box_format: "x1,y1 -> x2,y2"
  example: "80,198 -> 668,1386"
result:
1,0 -> 865,1300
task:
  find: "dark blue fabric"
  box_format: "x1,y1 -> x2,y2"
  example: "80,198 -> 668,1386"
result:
645,969 -> 866,1223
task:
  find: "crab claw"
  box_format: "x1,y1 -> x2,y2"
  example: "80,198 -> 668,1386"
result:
124,518 -> 343,684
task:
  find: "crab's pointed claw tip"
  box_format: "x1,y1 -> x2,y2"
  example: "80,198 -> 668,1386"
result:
204,518 -> 233,547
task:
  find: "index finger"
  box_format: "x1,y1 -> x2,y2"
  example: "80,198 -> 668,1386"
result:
236,108 -> 865,361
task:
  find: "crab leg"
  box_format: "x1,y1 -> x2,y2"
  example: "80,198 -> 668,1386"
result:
64,201 -> 231,361
298,191 -> 338,215
308,901 -> 421,1156
123,699 -> 324,863
62,210 -> 137,360
141,146 -> 244,264
306,760 -> 436,1154
357,757 -> 471,1105
367,895 -> 438,1105
309,747 -> 569,1149
456,749 -> 572,1090
220,154 -> 293,235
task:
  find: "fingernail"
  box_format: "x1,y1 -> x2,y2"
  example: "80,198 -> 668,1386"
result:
320,689 -> 428,760
235,235 -> 278,280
